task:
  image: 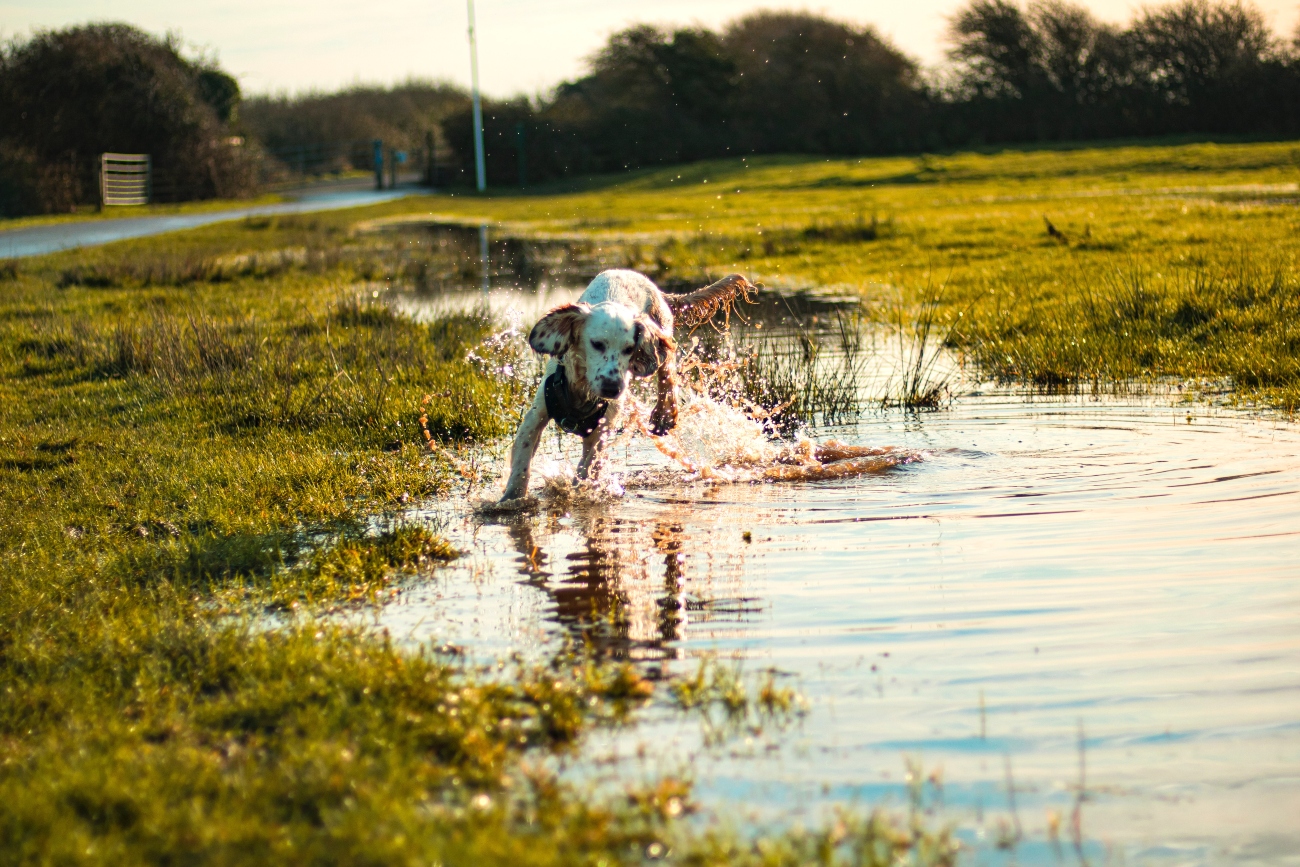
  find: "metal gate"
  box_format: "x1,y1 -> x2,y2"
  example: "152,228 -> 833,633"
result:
100,153 -> 151,206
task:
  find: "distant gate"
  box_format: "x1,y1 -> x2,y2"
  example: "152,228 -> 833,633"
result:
100,153 -> 151,206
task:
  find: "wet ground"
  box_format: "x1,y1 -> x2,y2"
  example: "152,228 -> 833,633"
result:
384,225 -> 1300,865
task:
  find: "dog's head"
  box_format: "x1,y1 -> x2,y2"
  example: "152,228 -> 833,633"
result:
529,301 -> 674,399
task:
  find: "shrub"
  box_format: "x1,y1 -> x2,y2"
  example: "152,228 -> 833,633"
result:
0,23 -> 258,215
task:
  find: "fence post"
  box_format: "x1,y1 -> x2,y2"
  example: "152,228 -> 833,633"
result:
373,140 -> 384,190
425,130 -> 436,187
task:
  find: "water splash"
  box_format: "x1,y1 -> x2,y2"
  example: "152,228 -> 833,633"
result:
470,323 -> 921,513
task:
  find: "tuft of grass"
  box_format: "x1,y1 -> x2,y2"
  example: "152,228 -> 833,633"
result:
669,657 -> 808,745
880,288 -> 955,411
271,523 -> 459,609
737,330 -> 865,429
682,306 -> 867,431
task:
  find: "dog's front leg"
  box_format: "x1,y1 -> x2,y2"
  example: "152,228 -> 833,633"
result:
649,356 -> 678,436
577,404 -> 618,481
501,393 -> 550,501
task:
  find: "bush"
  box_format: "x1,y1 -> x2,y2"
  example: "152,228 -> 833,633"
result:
0,23 -> 258,215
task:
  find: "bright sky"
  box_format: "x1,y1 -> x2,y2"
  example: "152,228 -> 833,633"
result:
3,0 -> 1298,97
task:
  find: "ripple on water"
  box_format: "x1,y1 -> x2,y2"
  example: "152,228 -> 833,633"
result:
384,389 -> 1300,864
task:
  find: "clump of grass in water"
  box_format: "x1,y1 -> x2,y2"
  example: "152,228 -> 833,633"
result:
670,656 -> 809,745
880,288 -> 955,411
267,523 -> 458,609
686,306 -> 867,431
963,256 -> 1300,407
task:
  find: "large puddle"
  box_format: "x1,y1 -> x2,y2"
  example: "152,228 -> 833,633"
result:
379,226 -> 1300,865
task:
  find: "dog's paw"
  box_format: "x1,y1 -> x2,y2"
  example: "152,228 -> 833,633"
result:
648,419 -> 677,437
475,496 -> 539,516
648,406 -> 678,437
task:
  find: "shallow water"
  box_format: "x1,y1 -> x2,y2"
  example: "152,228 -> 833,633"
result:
390,387 -> 1300,863
382,251 -> 1300,864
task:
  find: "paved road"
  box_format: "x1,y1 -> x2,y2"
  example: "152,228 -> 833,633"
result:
0,188 -> 417,259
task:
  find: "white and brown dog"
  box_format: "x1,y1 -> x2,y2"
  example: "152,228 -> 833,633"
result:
500,269 -> 755,502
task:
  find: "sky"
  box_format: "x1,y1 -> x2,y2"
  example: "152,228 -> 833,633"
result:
3,0 -> 1298,97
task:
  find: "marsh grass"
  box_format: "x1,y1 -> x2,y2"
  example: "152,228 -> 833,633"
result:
961,256 -> 1300,407
736,314 -> 867,429
676,302 -> 868,432
879,288 -> 956,411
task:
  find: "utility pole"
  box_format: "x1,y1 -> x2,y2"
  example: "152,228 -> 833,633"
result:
467,0 -> 487,192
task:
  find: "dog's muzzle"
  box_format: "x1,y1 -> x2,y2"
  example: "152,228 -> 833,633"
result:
596,378 -> 624,399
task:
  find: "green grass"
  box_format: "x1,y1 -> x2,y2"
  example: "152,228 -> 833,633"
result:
372,138 -> 1300,409
0,214 -> 956,865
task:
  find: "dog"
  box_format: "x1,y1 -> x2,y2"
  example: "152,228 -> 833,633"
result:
500,269 -> 756,502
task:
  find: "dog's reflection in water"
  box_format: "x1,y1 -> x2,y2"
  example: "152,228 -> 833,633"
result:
500,509 -> 754,661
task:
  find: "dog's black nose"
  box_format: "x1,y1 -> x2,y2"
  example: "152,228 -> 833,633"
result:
598,380 -> 624,399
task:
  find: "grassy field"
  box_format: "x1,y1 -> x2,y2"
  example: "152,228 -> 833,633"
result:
2,138 -> 1296,864
395,138 -> 1300,409
0,214 -> 955,865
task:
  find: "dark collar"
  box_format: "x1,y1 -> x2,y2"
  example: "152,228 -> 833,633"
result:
544,364 -> 608,437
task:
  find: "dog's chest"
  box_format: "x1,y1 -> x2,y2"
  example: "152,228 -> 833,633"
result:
544,365 -> 608,437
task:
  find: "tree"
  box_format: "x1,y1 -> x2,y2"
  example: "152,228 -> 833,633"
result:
548,25 -> 738,170
1130,0 -> 1276,129
948,0 -> 1044,99
0,23 -> 255,214
724,12 -> 926,154
944,0 -> 1296,140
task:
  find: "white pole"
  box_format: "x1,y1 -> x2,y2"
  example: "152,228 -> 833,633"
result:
467,0 -> 487,192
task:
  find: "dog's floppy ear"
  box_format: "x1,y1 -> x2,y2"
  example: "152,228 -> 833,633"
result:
528,303 -> 590,356
630,316 -> 675,378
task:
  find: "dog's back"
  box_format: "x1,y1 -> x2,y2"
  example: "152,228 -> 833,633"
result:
581,269 -> 759,333
580,270 -> 672,327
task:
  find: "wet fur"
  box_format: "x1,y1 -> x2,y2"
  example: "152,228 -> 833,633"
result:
500,269 -> 756,502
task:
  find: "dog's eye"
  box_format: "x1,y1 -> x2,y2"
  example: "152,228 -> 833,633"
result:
590,340 -> 606,352
621,347 -> 633,355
